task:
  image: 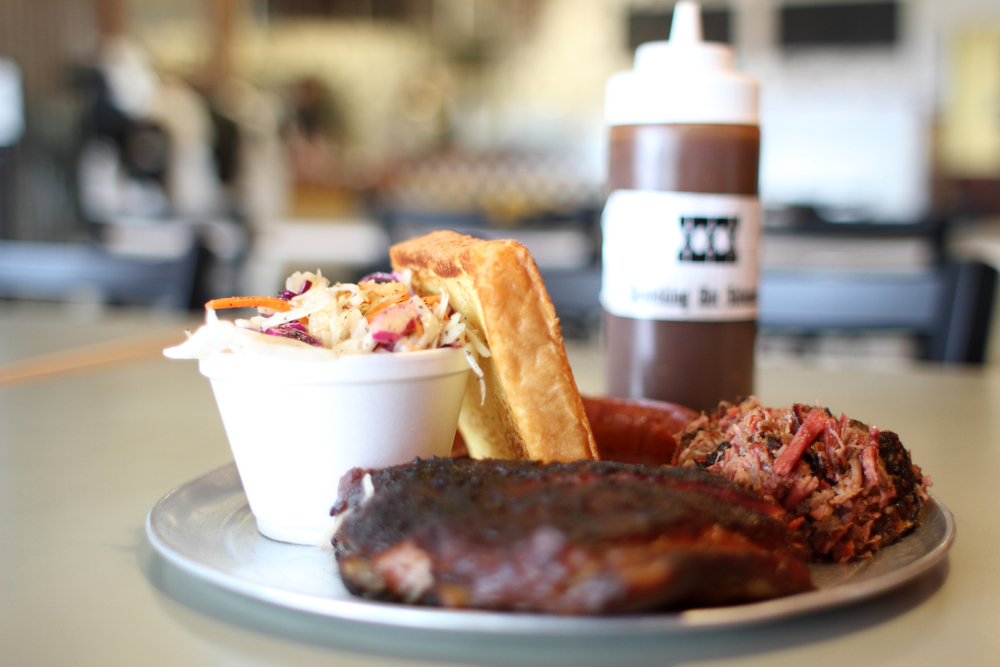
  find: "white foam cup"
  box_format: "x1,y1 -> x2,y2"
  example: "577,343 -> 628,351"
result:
199,347 -> 470,545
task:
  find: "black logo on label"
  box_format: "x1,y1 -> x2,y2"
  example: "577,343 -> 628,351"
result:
678,217 -> 738,263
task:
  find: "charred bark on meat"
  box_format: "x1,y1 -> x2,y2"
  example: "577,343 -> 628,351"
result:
332,458 -> 814,614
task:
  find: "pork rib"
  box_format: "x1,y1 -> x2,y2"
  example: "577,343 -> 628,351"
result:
332,458 -> 813,614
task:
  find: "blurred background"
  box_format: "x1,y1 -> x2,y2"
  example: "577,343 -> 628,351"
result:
1,0 -> 999,365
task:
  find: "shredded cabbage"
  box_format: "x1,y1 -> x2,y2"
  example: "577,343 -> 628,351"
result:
164,270 -> 490,394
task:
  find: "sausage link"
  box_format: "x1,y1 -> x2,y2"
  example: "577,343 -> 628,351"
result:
452,395 -> 698,464
582,395 -> 699,466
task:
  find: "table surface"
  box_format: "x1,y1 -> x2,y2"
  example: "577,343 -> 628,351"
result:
1,302 -> 996,667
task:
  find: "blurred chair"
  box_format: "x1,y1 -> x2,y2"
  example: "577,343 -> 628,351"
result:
758,217 -> 996,364
373,149 -> 605,337
0,233 -> 199,310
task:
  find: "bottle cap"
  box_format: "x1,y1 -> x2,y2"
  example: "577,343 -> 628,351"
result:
605,1 -> 758,126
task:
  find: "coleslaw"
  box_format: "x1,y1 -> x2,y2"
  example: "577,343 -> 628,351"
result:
165,269 -> 490,395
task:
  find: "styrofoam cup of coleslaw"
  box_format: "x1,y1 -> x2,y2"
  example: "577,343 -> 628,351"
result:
199,347 -> 470,546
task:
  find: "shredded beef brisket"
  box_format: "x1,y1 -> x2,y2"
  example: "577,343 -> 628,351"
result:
673,397 -> 931,562
332,457 -> 813,614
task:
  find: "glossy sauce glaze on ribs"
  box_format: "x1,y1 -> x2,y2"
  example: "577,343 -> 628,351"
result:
674,398 -> 931,562
332,458 -> 814,614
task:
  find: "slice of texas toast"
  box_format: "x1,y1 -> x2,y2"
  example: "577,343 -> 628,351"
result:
390,230 -> 598,462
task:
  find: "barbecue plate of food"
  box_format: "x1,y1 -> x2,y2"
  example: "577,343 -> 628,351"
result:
148,230 -> 954,631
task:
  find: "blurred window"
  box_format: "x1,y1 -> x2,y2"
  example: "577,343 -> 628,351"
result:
779,1 -> 898,48
267,0 -> 413,20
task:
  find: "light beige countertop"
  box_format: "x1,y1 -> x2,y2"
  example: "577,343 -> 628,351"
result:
1,304 -> 996,666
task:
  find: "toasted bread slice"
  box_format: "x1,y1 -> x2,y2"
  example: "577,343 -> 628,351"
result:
390,230 -> 598,462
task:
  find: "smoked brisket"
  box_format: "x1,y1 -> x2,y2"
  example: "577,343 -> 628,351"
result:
674,398 -> 931,562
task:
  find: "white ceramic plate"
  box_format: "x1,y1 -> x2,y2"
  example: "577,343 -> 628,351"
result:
146,463 -> 955,635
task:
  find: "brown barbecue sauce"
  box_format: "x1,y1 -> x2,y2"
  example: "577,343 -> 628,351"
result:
604,123 -> 760,413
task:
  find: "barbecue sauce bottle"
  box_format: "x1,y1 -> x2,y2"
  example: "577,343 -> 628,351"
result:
601,1 -> 760,413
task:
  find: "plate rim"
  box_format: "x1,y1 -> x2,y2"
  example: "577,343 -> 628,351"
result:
146,463 -> 956,636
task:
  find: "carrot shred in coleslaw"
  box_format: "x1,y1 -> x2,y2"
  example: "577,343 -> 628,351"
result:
364,291 -> 411,321
206,296 -> 293,312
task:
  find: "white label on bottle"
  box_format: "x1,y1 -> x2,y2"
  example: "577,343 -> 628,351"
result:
600,189 -> 761,321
